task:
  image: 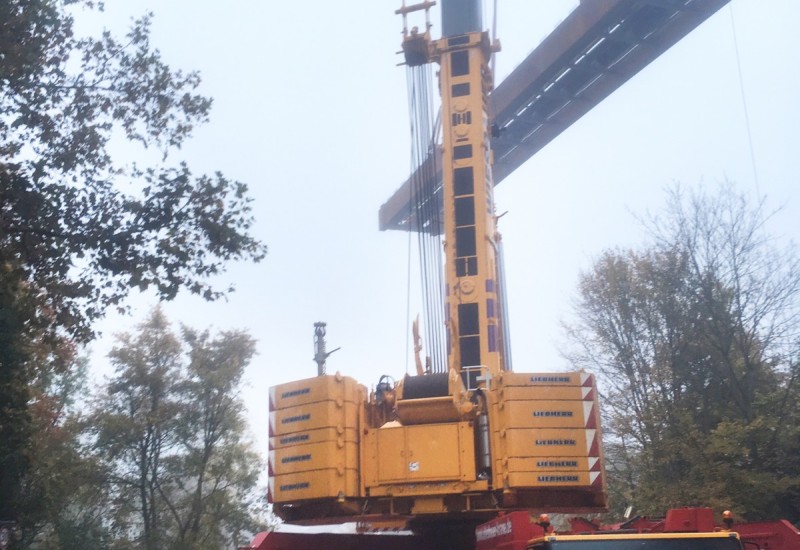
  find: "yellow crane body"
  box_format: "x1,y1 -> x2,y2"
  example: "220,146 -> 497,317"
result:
268,370 -> 606,519
268,4 -> 607,523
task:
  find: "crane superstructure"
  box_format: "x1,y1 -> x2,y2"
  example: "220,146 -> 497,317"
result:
268,0 -> 605,526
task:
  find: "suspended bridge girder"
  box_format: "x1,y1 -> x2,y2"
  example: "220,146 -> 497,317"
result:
379,0 -> 731,233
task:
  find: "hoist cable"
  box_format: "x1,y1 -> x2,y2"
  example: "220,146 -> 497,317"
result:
416,66 -> 441,372
729,4 -> 760,196
406,63 -> 447,373
417,67 -> 444,372
405,187 -> 413,376
406,69 -> 420,376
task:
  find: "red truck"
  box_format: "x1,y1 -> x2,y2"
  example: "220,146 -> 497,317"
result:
476,508 -> 800,550
244,508 -> 800,550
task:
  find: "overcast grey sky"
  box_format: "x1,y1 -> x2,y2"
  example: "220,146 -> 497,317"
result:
83,1 -> 800,461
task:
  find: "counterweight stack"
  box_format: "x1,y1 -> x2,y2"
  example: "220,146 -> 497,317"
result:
268,373 -> 365,510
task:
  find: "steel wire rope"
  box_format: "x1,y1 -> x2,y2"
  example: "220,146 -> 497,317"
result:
418,66 -> 445,373
407,66 -> 427,369
728,4 -> 760,196
414,64 -> 440,372
405,172 -> 413,377
407,63 -> 447,373
405,67 -> 418,376
428,70 -> 447,373
410,67 -> 429,370
406,67 -> 428,375
414,67 -> 431,369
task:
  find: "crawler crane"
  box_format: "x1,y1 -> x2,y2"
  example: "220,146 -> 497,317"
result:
247,1 -> 800,549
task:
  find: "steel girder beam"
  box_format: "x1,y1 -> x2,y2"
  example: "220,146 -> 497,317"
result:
379,0 -> 731,232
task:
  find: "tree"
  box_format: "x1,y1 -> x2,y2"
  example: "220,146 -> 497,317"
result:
166,327 -> 263,548
0,0 -> 266,524
90,308 -> 184,549
566,184 -> 800,521
88,308 -> 265,549
15,356 -> 114,548
1,0 -> 266,341
1,279 -> 114,547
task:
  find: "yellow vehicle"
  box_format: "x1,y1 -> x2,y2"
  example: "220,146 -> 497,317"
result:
269,369 -> 605,520
268,0 -> 610,522
527,533 -> 744,550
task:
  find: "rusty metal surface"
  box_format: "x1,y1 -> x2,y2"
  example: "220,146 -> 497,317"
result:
379,0 -> 731,232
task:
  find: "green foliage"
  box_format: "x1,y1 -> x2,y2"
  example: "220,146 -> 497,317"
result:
85,308 -> 266,549
0,267 -> 35,522
0,0 -> 266,529
14,355 -> 115,548
0,0 -> 266,343
567,184 -> 800,522
7,309 -> 268,548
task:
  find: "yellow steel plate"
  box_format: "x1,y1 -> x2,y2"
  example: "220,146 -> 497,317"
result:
269,400 -> 358,437
505,456 -> 602,473
269,426 -> 358,450
269,374 -> 364,411
270,440 -> 358,476
501,428 -> 600,458
507,470 -> 602,488
372,425 -> 407,483
364,422 -> 476,486
497,372 -> 594,388
270,468 -> 359,503
498,385 -> 596,401
496,400 -> 597,429
365,479 -> 490,497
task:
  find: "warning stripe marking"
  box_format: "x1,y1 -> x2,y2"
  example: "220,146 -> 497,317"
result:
588,431 -> 600,457
584,403 -> 597,429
